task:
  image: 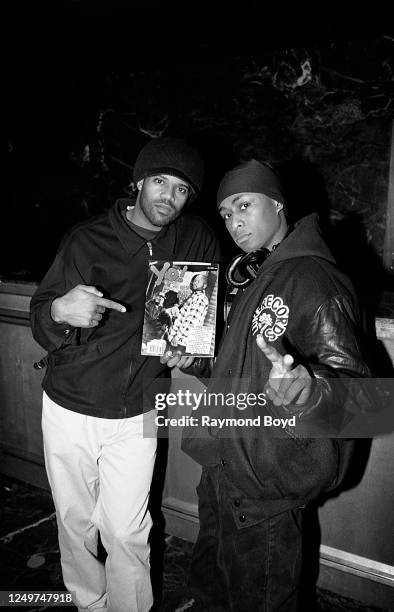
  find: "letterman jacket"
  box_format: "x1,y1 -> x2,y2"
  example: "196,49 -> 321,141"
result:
182,213 -> 372,526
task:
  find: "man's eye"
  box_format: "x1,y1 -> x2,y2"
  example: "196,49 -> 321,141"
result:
222,213 -> 231,220
178,186 -> 188,194
154,178 -> 164,184
240,202 -> 249,210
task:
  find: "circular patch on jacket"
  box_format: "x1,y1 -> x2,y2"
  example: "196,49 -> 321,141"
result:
251,294 -> 289,342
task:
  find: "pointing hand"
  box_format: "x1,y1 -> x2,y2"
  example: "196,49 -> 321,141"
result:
51,285 -> 126,328
256,334 -> 312,407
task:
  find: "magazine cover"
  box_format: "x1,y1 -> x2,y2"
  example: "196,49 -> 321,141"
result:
141,261 -> 219,357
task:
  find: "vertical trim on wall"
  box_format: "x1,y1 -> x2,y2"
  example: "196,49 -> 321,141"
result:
383,121 -> 394,269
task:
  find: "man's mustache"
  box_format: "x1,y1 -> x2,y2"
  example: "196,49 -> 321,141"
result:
154,200 -> 176,211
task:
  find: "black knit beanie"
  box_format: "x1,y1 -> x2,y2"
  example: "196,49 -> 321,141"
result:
217,159 -> 286,206
133,137 -> 205,196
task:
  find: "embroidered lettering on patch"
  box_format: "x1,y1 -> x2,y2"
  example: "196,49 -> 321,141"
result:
251,294 -> 289,342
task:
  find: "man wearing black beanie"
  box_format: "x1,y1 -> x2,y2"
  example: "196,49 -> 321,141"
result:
30,137 -> 220,612
182,159 -> 372,611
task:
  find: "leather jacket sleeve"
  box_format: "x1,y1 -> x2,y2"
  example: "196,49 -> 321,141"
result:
283,294 -> 373,435
180,357 -> 213,379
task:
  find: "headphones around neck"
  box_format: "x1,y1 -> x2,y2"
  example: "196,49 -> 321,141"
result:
225,248 -> 271,288
225,225 -> 293,289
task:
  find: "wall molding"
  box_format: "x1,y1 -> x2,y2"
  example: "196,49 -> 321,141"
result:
320,544 -> 394,587
162,496 -> 200,542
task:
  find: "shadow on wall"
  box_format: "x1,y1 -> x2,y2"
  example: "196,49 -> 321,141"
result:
277,159 -> 394,374
301,437 -> 375,611
276,159 -> 394,308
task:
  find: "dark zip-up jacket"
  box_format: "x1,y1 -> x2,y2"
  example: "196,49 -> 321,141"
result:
30,198 -> 221,418
183,213 -> 371,527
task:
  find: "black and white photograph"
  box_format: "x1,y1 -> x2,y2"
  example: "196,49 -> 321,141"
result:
0,2 -> 393,611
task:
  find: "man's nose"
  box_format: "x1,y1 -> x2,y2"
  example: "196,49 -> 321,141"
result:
231,214 -> 243,232
161,186 -> 175,202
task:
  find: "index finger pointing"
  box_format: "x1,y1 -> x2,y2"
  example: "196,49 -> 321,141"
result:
282,354 -> 294,371
256,334 -> 283,364
98,298 -> 126,312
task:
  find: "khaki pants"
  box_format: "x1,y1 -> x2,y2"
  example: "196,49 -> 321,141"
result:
42,392 -> 157,612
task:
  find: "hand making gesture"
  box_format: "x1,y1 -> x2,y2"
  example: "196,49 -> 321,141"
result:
51,284 -> 126,328
256,334 -> 312,408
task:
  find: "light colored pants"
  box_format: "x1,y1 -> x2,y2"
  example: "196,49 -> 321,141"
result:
42,392 -> 157,612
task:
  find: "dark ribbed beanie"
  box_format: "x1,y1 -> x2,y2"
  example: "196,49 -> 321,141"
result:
217,159 -> 285,205
133,137 -> 204,195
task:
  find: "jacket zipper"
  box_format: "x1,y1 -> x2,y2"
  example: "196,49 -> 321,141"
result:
122,240 -> 153,416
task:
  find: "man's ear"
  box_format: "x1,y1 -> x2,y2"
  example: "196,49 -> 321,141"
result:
274,200 -> 283,213
137,179 -> 144,191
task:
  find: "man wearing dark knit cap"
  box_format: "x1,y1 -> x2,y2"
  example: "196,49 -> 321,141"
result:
182,159 -> 371,611
30,137 -> 221,612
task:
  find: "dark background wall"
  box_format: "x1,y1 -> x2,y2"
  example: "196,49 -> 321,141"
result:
1,1 -> 393,312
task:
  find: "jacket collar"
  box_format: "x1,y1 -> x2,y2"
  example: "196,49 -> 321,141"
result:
109,198 -> 178,258
257,213 -> 336,275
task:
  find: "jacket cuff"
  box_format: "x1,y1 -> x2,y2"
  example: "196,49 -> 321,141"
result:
40,299 -> 75,344
179,357 -> 213,379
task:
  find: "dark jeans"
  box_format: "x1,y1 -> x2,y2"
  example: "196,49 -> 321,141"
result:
189,467 -> 304,612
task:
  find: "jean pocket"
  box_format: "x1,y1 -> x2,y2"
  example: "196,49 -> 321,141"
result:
234,520 -> 268,556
